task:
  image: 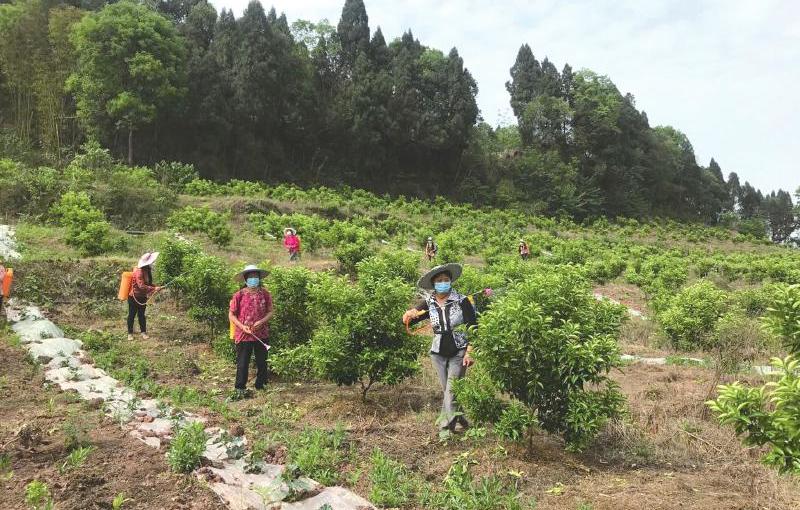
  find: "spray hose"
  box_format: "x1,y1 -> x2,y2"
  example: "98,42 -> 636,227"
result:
130,278 -> 178,306
404,287 -> 496,334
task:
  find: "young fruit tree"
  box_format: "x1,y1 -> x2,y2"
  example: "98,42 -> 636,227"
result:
708,283 -> 800,474
468,266 -> 627,451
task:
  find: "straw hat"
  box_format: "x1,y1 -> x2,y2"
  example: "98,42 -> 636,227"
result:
284,227 -> 296,235
237,264 -> 268,281
137,252 -> 159,268
417,263 -> 462,290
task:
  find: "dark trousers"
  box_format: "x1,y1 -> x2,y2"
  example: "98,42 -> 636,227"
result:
127,296 -> 147,334
235,340 -> 268,390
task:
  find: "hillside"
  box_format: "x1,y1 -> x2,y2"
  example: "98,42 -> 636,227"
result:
2,145 -> 800,509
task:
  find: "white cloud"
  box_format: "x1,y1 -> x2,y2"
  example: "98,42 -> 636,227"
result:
210,0 -> 800,195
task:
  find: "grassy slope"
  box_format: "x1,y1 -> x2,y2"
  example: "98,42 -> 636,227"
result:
6,195 -> 800,509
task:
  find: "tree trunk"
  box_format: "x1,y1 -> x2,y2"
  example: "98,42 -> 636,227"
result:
128,128 -> 134,164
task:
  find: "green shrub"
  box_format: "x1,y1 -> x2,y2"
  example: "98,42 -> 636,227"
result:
152,161 -> 198,192
167,422 -> 207,473
494,401 -> 536,443
92,165 -> 175,229
452,367 -> 505,426
334,238 -> 370,275
50,191 -> 116,255
305,273 -> 424,399
708,357 -> 800,474
174,251 -> 235,335
369,449 -> 416,507
264,266 -> 317,351
356,249 -> 419,286
158,237 -> 202,287
763,283 -> 800,353
24,480 -> 54,510
657,281 -> 728,350
474,266 -> 626,451
184,178 -> 225,196
167,206 -> 232,247
711,312 -> 770,373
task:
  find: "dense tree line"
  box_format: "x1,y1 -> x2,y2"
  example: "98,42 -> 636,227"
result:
0,0 -> 796,238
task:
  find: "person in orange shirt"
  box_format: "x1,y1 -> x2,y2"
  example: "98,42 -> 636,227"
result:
127,252 -> 163,340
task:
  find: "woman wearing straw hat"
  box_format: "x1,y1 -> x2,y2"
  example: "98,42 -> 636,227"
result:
283,227 -> 301,262
127,252 -> 163,340
229,264 -> 274,398
402,263 -> 476,434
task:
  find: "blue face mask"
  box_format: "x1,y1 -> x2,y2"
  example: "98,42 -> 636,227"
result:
434,281 -> 451,294
246,277 -> 260,288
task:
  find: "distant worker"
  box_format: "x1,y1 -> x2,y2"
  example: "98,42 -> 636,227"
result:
519,239 -> 530,260
402,263 -> 476,435
0,258 -> 6,318
424,237 -> 438,262
229,264 -> 273,399
127,252 -> 163,341
283,227 -> 301,262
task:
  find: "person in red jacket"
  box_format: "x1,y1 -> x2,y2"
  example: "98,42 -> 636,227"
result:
127,252 -> 163,340
283,227 -> 301,262
0,259 -> 6,319
228,264 -> 274,399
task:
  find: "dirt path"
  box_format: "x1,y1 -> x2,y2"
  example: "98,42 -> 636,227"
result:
0,337 -> 227,510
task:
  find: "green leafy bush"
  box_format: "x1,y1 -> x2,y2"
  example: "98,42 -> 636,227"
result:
708,283 -> 800,474
167,422 -> 208,473
184,178 -> 226,196
452,366 -> 505,426
304,272 -> 424,399
158,237 -> 202,287
173,250 -> 235,335
334,238 -> 370,275
494,401 -> 536,443
763,284 -> 800,353
474,266 -> 626,451
709,357 -> 800,474
711,311 -> 771,373
167,206 -> 232,247
0,160 -> 63,218
264,266 -> 317,351
657,281 -> 728,350
50,191 -> 116,255
152,161 -> 198,192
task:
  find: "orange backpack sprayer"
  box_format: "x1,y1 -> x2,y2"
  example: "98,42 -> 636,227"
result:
118,271 -> 133,301
1,268 -> 13,298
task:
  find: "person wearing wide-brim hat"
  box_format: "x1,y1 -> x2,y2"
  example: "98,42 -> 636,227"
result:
402,263 -> 476,434
519,239 -> 530,260
424,237 -> 438,262
127,252 -> 163,340
283,227 -> 301,262
228,264 -> 274,399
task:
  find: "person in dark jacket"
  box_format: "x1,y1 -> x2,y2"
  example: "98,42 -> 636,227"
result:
403,263 -> 475,434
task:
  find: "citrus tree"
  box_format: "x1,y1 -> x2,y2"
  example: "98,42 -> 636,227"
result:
708,283 -> 800,474
470,266 -> 626,451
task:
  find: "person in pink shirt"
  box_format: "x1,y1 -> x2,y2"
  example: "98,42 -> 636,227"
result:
283,227 -> 301,262
0,259 -> 6,319
228,264 -> 274,398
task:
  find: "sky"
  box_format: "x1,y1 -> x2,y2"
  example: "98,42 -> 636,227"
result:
209,0 -> 800,196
